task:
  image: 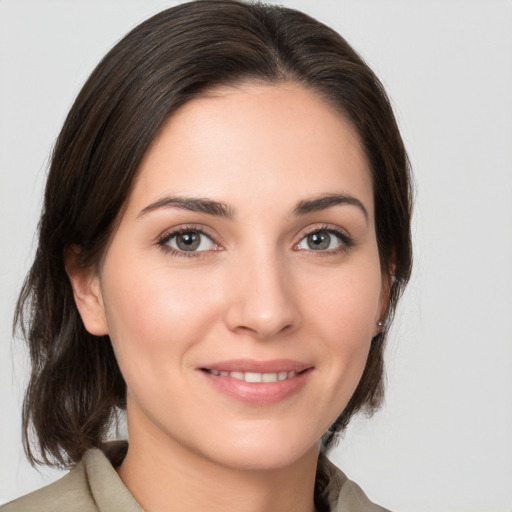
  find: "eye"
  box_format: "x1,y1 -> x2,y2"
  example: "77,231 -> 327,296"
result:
159,229 -> 218,253
295,228 -> 349,252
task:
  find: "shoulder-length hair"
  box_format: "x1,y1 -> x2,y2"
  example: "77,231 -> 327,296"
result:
15,0 -> 412,468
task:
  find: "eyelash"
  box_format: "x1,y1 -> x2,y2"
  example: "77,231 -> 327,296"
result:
157,226 -> 220,258
156,224 -> 353,258
294,225 -> 354,255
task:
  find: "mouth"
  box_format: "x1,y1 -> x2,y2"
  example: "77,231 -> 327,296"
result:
202,369 -> 303,383
198,360 -> 314,404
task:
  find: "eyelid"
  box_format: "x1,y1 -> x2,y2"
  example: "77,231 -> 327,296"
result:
299,223 -> 350,239
156,224 -> 219,243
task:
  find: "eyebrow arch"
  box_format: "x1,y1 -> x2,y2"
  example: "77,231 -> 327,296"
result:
138,196 -> 233,219
292,193 -> 368,221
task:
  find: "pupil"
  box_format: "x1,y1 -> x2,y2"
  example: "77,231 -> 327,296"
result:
307,231 -> 330,250
177,232 -> 200,251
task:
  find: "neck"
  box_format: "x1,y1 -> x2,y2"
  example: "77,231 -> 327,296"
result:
117,413 -> 319,512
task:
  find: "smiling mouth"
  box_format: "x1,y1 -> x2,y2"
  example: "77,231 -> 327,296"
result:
202,369 -> 301,383
199,362 -> 313,404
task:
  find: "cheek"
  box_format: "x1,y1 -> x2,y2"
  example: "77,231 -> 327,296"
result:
299,258 -> 382,407
301,261 -> 383,344
99,256 -> 223,376
323,284 -> 379,342
319,281 -> 376,376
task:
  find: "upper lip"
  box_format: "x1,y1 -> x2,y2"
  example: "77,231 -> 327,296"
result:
199,359 -> 313,373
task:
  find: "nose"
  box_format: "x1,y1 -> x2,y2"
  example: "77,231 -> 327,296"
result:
223,249 -> 301,340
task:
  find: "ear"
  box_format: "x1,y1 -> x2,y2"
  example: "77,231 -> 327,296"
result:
64,245 -> 109,336
378,252 -> 396,326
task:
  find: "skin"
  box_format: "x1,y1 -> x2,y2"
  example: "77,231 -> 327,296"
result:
67,82 -> 387,512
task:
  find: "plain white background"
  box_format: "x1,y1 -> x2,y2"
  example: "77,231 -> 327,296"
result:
1,1 -> 511,510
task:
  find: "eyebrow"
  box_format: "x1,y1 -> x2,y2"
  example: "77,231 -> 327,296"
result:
292,193 -> 368,221
138,192 -> 368,221
138,196 -> 233,219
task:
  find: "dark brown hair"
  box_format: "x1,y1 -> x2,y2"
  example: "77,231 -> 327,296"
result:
15,0 -> 412,469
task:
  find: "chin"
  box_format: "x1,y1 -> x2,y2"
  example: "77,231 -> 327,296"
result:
197,428 -> 320,472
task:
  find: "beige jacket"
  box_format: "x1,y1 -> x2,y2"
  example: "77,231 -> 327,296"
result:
1,444 -> 390,512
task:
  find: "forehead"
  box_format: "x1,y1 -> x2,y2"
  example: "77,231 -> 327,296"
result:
127,82 -> 373,219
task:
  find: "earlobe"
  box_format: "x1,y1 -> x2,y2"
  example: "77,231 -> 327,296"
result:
64,246 -> 109,336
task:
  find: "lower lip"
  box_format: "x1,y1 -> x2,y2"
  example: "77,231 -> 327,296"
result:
199,369 -> 313,405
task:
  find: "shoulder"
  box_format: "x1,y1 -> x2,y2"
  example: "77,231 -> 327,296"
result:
0,461 -> 96,512
318,455 -> 392,512
1,443 -> 141,512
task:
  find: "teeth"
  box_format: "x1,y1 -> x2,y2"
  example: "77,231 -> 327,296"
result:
245,372 -> 262,383
207,370 -> 298,382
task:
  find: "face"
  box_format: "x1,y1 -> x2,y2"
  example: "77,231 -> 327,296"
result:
75,82 -> 386,471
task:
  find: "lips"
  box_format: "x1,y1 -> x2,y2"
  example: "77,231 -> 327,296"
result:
198,359 -> 314,404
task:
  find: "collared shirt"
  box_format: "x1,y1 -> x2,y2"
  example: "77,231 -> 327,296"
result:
1,443 -> 390,512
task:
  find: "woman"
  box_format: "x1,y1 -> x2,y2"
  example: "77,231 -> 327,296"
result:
3,1 -> 412,511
